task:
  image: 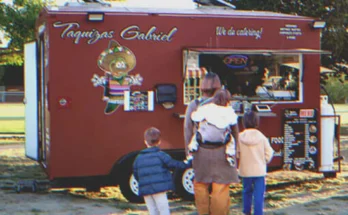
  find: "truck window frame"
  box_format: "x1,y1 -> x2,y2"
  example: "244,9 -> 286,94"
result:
182,48 -> 306,105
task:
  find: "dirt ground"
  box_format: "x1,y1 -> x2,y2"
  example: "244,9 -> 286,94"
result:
0,138 -> 348,215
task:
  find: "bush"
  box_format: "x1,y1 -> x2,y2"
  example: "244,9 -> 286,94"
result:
322,77 -> 348,104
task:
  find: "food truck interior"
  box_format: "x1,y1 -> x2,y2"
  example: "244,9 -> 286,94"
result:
187,52 -> 301,105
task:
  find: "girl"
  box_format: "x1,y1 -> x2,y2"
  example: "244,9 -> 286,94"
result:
238,111 -> 274,215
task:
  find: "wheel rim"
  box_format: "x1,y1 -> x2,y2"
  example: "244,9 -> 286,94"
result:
182,168 -> 195,194
129,174 -> 139,196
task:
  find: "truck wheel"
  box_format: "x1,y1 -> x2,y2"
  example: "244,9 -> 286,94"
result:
119,169 -> 144,203
86,184 -> 100,192
173,167 -> 195,201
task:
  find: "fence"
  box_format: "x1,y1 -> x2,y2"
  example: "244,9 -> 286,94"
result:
0,91 -> 24,103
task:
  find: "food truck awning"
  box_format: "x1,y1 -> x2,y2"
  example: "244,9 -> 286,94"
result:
281,62 -> 335,73
185,48 -> 332,55
186,68 -> 207,78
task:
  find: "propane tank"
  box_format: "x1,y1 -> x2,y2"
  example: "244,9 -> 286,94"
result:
319,95 -> 335,172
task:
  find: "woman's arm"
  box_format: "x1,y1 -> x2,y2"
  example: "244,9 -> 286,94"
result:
264,137 -> 274,163
184,101 -> 198,155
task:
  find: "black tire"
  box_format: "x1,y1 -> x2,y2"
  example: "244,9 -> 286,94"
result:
86,184 -> 100,192
173,167 -> 195,201
323,172 -> 337,178
119,167 -> 144,203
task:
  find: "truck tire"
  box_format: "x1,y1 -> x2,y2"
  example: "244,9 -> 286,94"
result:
173,167 -> 195,201
86,184 -> 100,192
119,168 -> 144,203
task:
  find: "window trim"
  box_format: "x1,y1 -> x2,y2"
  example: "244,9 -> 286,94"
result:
181,48 -> 322,104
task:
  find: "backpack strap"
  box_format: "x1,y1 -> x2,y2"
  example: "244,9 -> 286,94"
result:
192,98 -> 201,130
194,98 -> 200,106
197,97 -> 212,107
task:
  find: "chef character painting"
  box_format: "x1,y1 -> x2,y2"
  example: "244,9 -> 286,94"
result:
91,40 -> 143,114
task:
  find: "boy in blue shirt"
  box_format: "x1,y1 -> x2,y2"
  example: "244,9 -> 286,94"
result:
133,127 -> 189,215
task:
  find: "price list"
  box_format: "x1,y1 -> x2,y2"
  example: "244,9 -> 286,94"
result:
283,109 -> 318,170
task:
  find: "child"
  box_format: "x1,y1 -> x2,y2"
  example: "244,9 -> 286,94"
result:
238,111 -> 274,215
187,89 -> 238,166
133,127 -> 189,215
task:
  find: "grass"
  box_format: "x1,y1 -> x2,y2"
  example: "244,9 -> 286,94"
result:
0,148 -> 47,182
0,145 -> 347,215
0,103 -> 24,117
0,103 -> 25,133
333,104 -> 348,125
0,120 -> 25,133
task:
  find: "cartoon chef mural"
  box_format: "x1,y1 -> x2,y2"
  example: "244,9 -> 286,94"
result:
91,40 -> 143,114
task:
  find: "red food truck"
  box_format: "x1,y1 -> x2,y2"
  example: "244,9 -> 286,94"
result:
24,2 -> 342,202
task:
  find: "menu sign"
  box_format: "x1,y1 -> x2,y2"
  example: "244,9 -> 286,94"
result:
124,91 -> 154,112
283,109 -> 318,171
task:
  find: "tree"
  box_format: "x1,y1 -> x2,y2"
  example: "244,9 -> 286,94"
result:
234,0 -> 348,63
0,0 -> 45,65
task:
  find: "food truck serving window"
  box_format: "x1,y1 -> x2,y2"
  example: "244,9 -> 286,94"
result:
183,49 -> 304,104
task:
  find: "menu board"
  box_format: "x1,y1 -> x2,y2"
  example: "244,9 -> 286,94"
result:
124,91 -> 154,112
283,109 -> 318,171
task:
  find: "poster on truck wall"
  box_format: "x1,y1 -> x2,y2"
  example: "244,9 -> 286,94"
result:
91,40 -> 143,114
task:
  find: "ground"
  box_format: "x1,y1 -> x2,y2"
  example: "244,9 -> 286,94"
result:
0,138 -> 347,215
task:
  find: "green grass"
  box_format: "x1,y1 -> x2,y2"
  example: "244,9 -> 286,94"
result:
333,104 -> 348,125
0,104 -> 24,133
0,103 -> 24,117
0,120 -> 24,133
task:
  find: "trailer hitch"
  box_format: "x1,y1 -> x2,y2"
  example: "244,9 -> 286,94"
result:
333,156 -> 344,162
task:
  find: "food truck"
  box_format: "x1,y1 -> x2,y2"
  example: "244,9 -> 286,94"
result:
24,1 -> 342,202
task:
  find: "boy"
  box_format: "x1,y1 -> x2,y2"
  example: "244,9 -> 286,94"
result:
238,111 -> 274,215
133,127 -> 189,215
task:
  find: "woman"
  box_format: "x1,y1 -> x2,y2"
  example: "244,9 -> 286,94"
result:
184,72 -> 240,215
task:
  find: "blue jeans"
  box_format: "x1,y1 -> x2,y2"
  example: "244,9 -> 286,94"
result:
242,177 -> 266,215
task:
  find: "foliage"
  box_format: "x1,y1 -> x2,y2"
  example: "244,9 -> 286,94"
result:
0,0 -> 45,66
0,49 -> 22,66
322,76 -> 348,103
234,0 -> 348,63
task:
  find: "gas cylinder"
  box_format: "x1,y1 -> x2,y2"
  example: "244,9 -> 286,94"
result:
319,95 -> 335,172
